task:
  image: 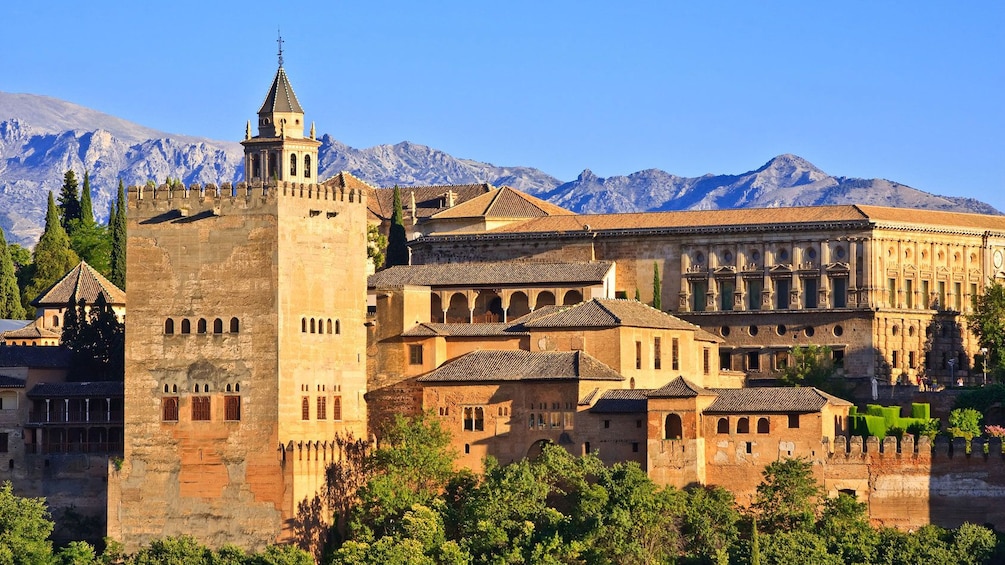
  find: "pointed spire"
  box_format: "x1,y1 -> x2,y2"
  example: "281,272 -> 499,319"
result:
246,120 -> 251,140
310,122 -> 316,140
277,29 -> 285,67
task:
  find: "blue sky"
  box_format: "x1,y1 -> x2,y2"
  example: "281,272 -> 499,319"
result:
5,1 -> 1003,208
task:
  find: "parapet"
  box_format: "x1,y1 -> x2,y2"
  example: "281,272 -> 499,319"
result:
828,434 -> 1004,460
127,180 -> 367,209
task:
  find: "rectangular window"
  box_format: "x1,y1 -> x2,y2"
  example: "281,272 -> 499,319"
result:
921,280 -> 930,308
908,351 -> 916,369
954,282 -> 963,311
636,341 -> 642,370
563,412 -> 574,430
162,397 -> 179,421
302,396 -> 310,420
672,338 -> 680,370
892,351 -> 900,369
747,278 -> 762,310
833,349 -> 845,368
654,337 -> 662,370
604,419 -> 610,429
719,279 -> 734,311
703,348 -> 710,375
691,280 -> 707,312
632,442 -> 639,453
225,396 -> 241,421
317,396 -> 327,420
775,278 -> 790,310
803,278 -> 818,309
615,290 -> 628,299
747,352 -> 761,372
774,351 -> 789,371
832,277 -> 847,308
971,283 -> 979,310
787,414 -> 800,429
409,344 -> 424,365
888,278 -> 897,307
938,281 -> 946,309
719,351 -> 732,371
192,397 -> 211,421
549,412 -> 562,429
0,432 -> 8,453
332,396 -> 342,421
463,407 -> 484,431
905,279 -> 914,309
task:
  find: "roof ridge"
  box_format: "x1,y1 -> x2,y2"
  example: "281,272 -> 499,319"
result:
591,299 -> 623,325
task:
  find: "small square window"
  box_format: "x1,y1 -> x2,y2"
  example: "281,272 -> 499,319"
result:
787,414 -> 800,429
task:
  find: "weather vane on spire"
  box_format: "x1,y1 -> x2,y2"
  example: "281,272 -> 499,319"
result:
277,29 -> 284,67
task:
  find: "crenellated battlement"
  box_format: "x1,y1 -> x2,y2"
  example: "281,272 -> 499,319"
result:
127,179 -> 367,210
827,434 -> 1005,461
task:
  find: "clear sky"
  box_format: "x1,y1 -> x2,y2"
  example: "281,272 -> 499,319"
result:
5,1 -> 1003,208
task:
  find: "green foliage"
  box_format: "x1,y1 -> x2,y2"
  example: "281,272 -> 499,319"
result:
948,408 -> 983,441
366,224 -> 387,272
680,485 -> 739,565
0,228 -> 27,319
55,541 -> 97,565
24,192 -> 79,310
131,535 -> 213,565
58,170 -> 82,234
759,530 -> 843,565
967,280 -> 1005,381
384,185 -> 408,268
849,403 -> 939,440
955,383 -> 1005,414
753,458 -> 822,533
817,493 -> 878,564
0,481 -> 54,565
108,180 -> 127,290
79,172 -> 95,228
776,345 -> 849,397
652,262 -> 662,310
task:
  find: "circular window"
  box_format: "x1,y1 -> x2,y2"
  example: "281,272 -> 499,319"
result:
694,252 -> 705,264
995,250 -> 1004,269
721,326 -> 731,337
776,324 -> 787,336
835,246 -> 846,259
751,250 -> 761,261
805,327 -> 815,337
723,251 -> 734,263
807,248 -> 817,260
749,325 -> 759,336
833,325 -> 844,337
778,249 -> 790,261
891,325 -> 899,336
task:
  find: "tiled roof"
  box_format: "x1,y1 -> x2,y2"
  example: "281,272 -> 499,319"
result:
590,388 -> 649,413
519,299 -> 714,335
855,205 -> 1005,231
31,261 -> 126,308
416,350 -> 624,383
367,184 -> 494,222
258,66 -> 304,115
0,346 -> 72,368
28,381 -> 123,398
430,187 -> 573,220
579,387 -> 600,406
369,261 -> 613,288
401,323 -> 526,337
704,387 -> 852,414
325,171 -> 376,192
0,375 -> 25,388
648,377 -> 711,398
1,323 -> 60,339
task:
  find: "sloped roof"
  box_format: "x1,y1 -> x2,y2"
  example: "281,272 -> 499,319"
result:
854,205 -> 1005,231
416,350 -> 624,383
258,66 -> 304,115
590,388 -> 649,413
519,299 -> 715,337
31,261 -> 125,308
0,346 -> 72,368
430,186 -> 574,220
401,323 -> 527,337
367,184 -> 494,222
28,381 -> 123,398
0,375 -> 25,388
1,323 -> 60,340
369,261 -> 613,288
325,171 -> 376,193
649,376 -> 711,398
704,387 -> 852,414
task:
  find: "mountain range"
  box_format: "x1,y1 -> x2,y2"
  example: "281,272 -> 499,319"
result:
0,91 -> 996,247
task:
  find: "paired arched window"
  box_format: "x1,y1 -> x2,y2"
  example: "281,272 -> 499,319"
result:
757,417 -> 770,434
230,318 -> 240,333
165,319 -> 175,334
335,320 -> 341,334
717,418 -> 729,434
665,414 -> 683,440
290,154 -> 297,176
736,417 -> 750,434
304,155 -> 312,178
302,318 -> 307,332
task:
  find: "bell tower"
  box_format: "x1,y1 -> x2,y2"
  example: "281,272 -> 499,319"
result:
241,35 -> 321,184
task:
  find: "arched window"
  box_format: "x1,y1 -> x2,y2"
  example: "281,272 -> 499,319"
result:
332,396 -> 341,420
172,384 -> 177,393
474,407 -> 484,431
53,315 -> 60,327
290,154 -> 297,176
181,319 -> 191,334
213,318 -> 223,334
235,383 -> 240,392
310,319 -> 316,333
737,417 -> 750,434
665,414 -> 683,439
757,417 -> 770,434
335,320 -> 341,334
717,418 -> 729,434
301,318 -> 307,333
197,319 -> 207,334
163,384 -> 169,393
230,318 -> 239,333
195,384 -> 200,393
304,155 -> 311,178
165,319 -> 175,334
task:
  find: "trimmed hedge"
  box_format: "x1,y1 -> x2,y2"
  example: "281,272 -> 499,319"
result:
849,404 -> 938,439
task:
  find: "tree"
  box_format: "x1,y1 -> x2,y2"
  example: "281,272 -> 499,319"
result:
753,458 -> 822,533
24,192 -> 79,310
967,280 -> 1005,382
0,228 -> 26,319
652,262 -> 662,310
366,224 -> 387,273
61,295 -> 124,381
947,408 -> 982,441
681,485 -> 739,565
79,171 -> 94,228
0,481 -> 54,565
384,185 -> 408,268
58,170 -> 82,235
108,180 -> 127,290
68,172 -> 110,274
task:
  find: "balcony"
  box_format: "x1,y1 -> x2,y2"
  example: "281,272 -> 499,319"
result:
27,410 -> 124,425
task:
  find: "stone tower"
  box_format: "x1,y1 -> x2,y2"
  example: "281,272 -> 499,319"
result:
108,62 -> 368,551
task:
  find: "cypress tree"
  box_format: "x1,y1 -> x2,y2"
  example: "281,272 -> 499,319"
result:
384,185 -> 409,268
0,228 -> 26,319
25,192 -> 79,307
68,170 -> 110,274
79,171 -> 95,227
57,170 -> 82,234
108,179 -> 127,289
652,261 -> 662,310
